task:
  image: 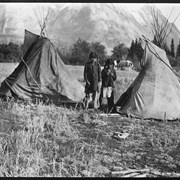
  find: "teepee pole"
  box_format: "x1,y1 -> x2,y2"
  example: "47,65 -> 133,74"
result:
151,6 -> 180,48
33,5 -> 52,38
142,35 -> 180,80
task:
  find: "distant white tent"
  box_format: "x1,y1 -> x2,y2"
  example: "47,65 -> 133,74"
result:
117,60 -> 133,70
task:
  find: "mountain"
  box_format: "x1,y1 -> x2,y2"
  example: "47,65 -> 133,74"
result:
0,3 -> 180,55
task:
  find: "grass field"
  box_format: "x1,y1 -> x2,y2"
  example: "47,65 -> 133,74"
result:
66,64 -> 138,101
0,63 -> 138,102
0,63 -> 180,177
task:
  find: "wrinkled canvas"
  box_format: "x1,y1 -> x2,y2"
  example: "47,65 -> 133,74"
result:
0,30 -> 84,104
114,40 -> 180,120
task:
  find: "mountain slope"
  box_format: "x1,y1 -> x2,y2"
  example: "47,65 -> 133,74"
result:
0,3 -> 179,55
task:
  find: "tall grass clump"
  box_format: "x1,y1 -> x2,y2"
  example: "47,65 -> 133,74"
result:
1,97 -> 180,177
0,99 -> 112,177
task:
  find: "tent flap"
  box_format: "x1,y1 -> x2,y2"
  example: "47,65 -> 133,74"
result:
0,30 -> 85,105
114,40 -> 180,120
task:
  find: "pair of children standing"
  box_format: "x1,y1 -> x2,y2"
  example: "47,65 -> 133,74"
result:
84,52 -> 117,112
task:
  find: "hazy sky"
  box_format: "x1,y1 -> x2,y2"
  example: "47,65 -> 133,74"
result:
4,3 -> 180,30
156,4 -> 180,27
127,3 -> 180,30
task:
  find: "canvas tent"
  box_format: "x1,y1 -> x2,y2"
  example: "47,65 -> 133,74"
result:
0,30 -> 85,105
113,38 -> 180,120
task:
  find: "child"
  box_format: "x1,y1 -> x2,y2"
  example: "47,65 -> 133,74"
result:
83,52 -> 102,109
100,59 -> 117,113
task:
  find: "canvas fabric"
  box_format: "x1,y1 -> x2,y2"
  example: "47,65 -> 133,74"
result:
114,40 -> 180,120
0,30 -> 84,104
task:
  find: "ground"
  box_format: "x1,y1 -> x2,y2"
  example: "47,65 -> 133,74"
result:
0,63 -> 180,177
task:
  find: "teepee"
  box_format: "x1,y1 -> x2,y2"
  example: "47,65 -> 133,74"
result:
113,38 -> 180,120
0,29 -> 85,105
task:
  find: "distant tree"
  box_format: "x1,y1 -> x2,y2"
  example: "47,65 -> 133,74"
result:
58,39 -> 107,65
168,55 -> 178,67
134,38 -> 138,50
127,40 -> 135,59
127,38 -> 144,71
0,42 -> 22,63
128,38 -> 144,61
70,38 -> 90,65
162,43 -> 171,56
111,43 -> 129,60
90,41 -> 107,65
132,53 -> 142,71
176,40 -> 180,58
170,38 -> 175,57
135,38 -> 144,61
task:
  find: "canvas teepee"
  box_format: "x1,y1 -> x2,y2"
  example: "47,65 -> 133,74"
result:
0,30 -> 85,105
113,38 -> 180,120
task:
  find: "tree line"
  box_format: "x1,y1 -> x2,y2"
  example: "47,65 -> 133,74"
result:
57,38 -> 144,68
0,37 -> 180,70
153,37 -> 180,67
0,42 -> 22,63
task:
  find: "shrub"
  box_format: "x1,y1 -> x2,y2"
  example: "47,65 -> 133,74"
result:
0,42 -> 22,63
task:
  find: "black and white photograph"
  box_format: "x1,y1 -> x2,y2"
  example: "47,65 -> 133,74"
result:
0,1 -> 180,177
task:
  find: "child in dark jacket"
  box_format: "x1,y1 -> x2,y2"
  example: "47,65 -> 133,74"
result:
83,52 -> 102,109
100,58 -> 117,113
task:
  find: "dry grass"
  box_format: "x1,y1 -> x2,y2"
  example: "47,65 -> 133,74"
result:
0,99 -> 180,177
0,63 -> 180,177
0,63 -> 18,83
